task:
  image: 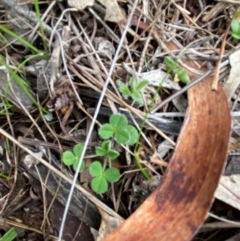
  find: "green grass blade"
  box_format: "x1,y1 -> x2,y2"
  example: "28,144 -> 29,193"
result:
0,227 -> 17,241
0,24 -> 44,55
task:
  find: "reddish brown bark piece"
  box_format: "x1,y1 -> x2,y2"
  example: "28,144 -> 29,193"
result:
102,23 -> 231,241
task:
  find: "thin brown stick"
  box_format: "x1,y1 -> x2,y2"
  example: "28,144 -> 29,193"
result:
211,22 -> 231,90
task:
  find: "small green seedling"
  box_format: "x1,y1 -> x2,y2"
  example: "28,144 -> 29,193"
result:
62,114 -> 138,194
95,140 -> 119,160
164,57 -> 190,84
117,77 -> 148,104
62,144 -> 85,172
231,9 -> 240,40
231,19 -> 240,40
89,161 -> 120,194
99,113 -> 138,145
0,227 -> 17,241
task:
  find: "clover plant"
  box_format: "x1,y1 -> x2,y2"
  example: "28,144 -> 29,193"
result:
117,77 -> 148,104
89,160 -> 120,194
62,113 -> 138,194
164,57 -> 189,84
98,113 -> 138,145
62,144 -> 85,172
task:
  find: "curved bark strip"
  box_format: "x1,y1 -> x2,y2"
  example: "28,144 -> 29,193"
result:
102,23 -> 231,241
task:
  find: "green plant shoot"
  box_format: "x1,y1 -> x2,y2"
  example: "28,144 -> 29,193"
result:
89,161 -> 120,194
62,144 -> 85,172
95,140 -> 119,160
117,77 -> 148,104
98,113 -> 138,145
164,57 -> 189,84
231,19 -> 240,40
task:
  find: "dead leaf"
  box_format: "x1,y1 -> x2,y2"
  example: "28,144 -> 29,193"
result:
215,175 -> 240,211
139,69 -> 181,90
224,48 -> 240,101
96,207 -> 124,241
68,0 -> 94,10
102,21 -> 231,241
93,37 -> 115,60
97,0 -> 124,23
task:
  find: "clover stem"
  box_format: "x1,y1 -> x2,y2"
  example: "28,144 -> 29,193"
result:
102,158 -> 108,172
134,147 -> 150,180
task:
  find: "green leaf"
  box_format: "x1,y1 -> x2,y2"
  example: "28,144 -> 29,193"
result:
91,176 -> 108,194
231,19 -> 240,34
125,125 -> 138,145
95,146 -> 107,156
115,128 -> 130,144
129,77 -> 138,90
135,80 -> 148,91
73,160 -> 85,172
107,149 -> 119,160
164,56 -> 177,69
131,91 -> 144,104
73,144 -> 84,158
110,114 -> 128,129
101,140 -> 111,152
62,151 -> 75,166
89,161 -> 103,177
99,124 -> 114,139
0,227 -> 17,241
177,69 -> 189,84
103,167 -> 120,183
232,33 -> 240,40
117,80 -> 131,97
